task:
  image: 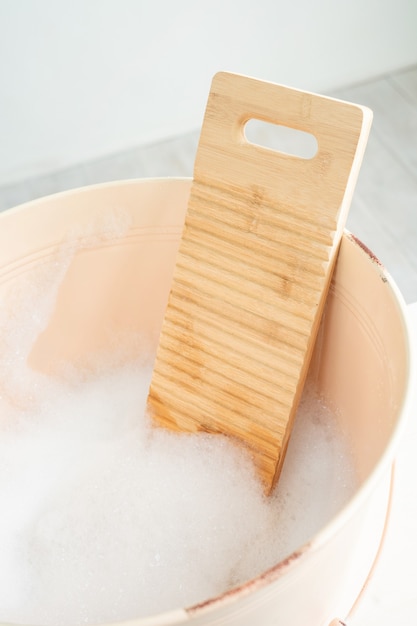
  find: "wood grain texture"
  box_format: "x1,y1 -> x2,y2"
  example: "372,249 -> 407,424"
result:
148,72 -> 372,493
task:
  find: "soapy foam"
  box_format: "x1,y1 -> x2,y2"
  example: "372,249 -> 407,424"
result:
0,221 -> 357,625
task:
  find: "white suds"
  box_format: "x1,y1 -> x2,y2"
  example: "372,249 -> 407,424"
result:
0,228 -> 357,625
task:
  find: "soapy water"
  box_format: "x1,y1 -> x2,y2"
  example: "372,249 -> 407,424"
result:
0,223 -> 357,626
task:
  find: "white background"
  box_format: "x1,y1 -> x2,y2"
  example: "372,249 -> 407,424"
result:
1,0 -> 417,186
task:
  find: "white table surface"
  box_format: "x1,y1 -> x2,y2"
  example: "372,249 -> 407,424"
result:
348,302 -> 417,625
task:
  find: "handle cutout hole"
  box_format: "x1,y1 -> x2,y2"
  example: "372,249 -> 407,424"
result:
244,119 -> 318,159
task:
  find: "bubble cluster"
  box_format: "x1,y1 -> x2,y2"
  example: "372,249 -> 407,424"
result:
0,233 -> 357,625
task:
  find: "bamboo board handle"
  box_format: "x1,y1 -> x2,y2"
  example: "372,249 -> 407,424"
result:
148,72 -> 372,493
